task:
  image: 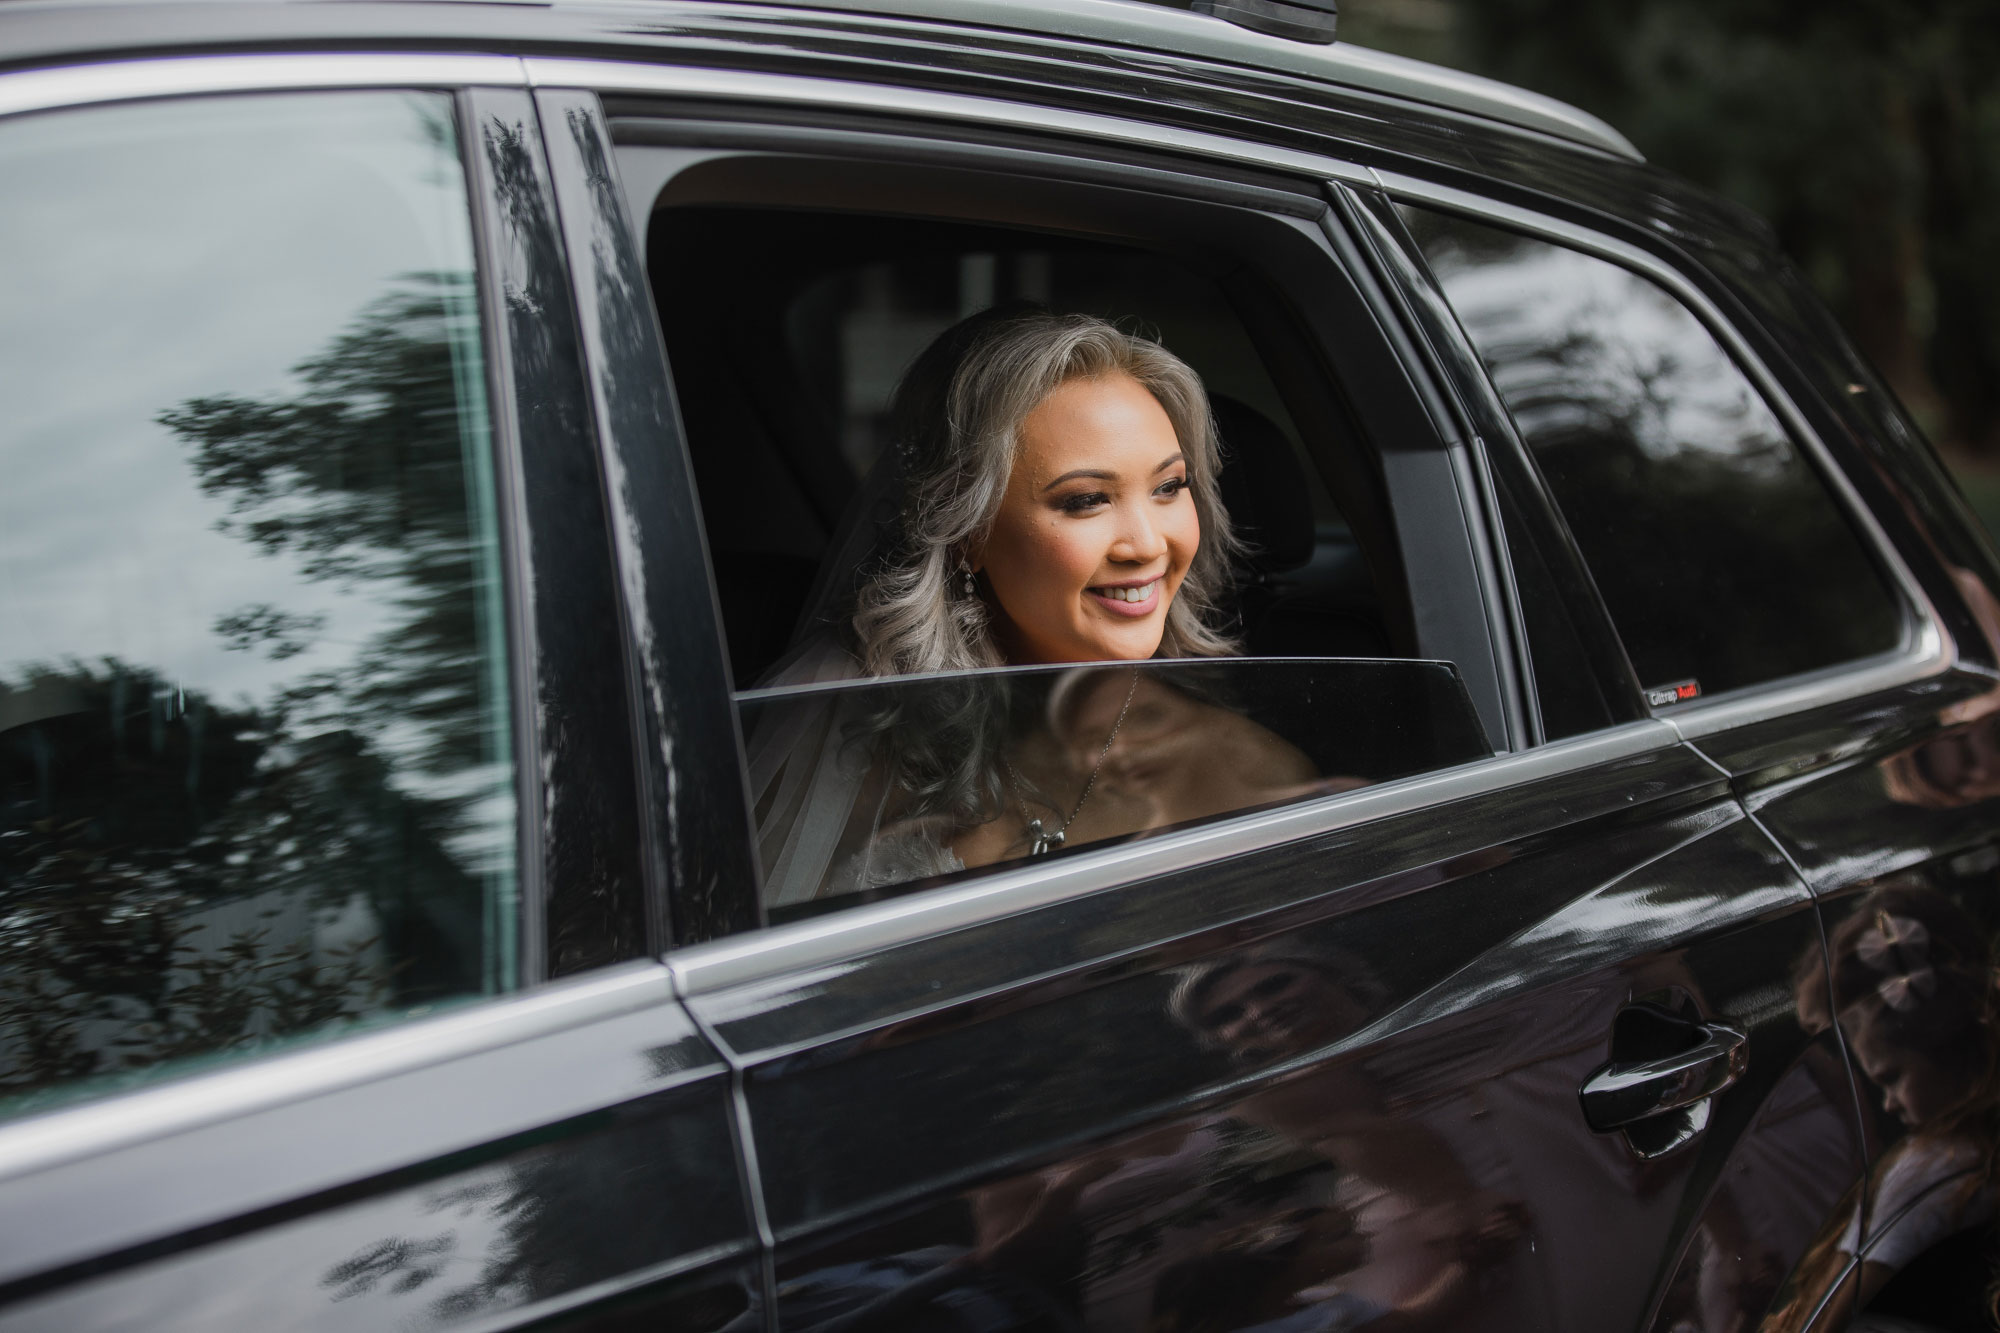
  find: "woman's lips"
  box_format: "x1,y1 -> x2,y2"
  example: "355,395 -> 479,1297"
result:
1087,578 -> 1160,617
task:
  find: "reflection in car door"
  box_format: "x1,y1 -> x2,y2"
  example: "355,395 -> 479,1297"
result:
676,716 -> 1842,1333
0,71 -> 756,1333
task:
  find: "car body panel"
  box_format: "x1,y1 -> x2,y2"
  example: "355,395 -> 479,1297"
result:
679,739 -> 1843,1332
0,965 -> 756,1331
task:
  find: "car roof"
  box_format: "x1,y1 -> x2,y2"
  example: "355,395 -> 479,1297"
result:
0,0 -> 1639,163
742,0 -> 1641,161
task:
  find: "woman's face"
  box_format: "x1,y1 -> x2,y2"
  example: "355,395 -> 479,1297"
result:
1194,961 -> 1366,1063
973,372 -> 1201,664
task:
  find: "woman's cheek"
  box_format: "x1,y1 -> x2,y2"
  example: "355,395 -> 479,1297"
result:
1034,522 -> 1094,597
1165,506 -> 1201,600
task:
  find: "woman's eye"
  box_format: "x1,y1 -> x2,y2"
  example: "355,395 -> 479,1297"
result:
1058,491 -> 1111,514
1155,477 -> 1190,499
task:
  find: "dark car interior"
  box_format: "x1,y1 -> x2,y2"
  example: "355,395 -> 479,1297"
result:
633,146 -> 1418,689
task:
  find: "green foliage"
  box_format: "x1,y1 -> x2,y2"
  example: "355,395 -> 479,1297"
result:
1351,0 -> 2000,466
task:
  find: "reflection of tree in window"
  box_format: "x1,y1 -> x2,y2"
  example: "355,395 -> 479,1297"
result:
1408,211 -> 1901,695
0,272 -> 507,1107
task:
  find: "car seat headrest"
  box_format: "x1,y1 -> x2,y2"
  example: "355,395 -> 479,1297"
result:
1212,394 -> 1313,573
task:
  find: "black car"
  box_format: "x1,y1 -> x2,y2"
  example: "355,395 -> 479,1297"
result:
2,3 -> 1997,1331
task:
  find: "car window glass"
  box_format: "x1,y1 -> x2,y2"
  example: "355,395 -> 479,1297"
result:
742,659 -> 1488,918
0,92 -> 515,1118
1490,462 -> 1629,740
1401,205 -> 1904,704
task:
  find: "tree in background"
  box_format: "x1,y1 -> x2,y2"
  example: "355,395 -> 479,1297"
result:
1344,0 -> 2000,482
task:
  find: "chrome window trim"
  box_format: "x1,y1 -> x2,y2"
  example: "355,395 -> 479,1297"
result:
0,53 -> 528,119
0,960 -> 675,1185
525,56 -> 1377,189
667,718 -> 1680,996
1371,169 -> 1954,740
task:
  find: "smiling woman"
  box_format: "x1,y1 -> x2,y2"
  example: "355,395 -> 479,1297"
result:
980,371 -> 1201,663
841,305 -> 1243,679
738,308 -> 1254,901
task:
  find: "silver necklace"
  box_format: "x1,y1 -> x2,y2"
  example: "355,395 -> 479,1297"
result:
1005,667 -> 1140,856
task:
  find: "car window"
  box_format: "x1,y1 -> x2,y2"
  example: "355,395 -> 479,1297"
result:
0,91 -> 515,1118
1488,457 -> 1636,740
1401,205 -> 1905,706
647,205 -> 1404,691
743,658 -> 1488,918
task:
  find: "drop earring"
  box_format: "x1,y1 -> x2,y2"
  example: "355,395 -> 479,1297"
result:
958,559 -> 978,598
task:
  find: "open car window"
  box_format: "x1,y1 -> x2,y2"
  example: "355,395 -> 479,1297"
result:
617,133 -> 1532,936
741,658 -> 1489,919
643,194 -> 1412,694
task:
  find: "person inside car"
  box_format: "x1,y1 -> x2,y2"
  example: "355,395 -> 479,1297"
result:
746,306 -> 1330,901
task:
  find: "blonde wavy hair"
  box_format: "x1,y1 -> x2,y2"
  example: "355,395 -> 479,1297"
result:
852,307 -> 1242,676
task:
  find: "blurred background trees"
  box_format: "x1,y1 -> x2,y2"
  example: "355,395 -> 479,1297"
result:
1165,0 -> 2000,531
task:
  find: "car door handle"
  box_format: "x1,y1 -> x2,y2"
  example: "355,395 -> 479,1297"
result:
1579,1021 -> 1748,1132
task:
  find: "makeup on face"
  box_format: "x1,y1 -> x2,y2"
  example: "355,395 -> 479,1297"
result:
974,371 -> 1202,664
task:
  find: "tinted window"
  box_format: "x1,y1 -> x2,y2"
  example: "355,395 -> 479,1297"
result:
1402,206 -> 1903,703
1489,460 -> 1631,740
0,93 -> 514,1115
742,659 -> 1487,917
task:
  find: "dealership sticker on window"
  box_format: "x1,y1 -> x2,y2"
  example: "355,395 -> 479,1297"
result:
1646,679 -> 1702,707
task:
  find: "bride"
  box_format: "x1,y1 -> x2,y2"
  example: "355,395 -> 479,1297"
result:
749,306 -> 1316,906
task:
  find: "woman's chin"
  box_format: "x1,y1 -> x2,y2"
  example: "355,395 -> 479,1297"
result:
1070,618 -> 1165,660
1002,607 -> 1168,663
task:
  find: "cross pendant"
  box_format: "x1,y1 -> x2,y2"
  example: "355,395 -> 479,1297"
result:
1026,819 -> 1065,856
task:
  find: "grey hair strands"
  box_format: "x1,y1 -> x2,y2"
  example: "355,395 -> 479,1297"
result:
851,307 -> 1242,676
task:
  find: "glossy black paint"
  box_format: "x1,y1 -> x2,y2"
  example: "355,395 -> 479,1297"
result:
1632,666 -> 2000,1331
536,87 -> 761,945
1691,669 -> 2000,1329
680,739 -> 1851,1331
0,975 -> 754,1331
465,86 -> 651,979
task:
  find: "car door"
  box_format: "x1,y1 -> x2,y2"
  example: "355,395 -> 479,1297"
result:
0,58 -> 756,1332
548,64 -> 1859,1333
1380,178 -> 1972,1331
1620,266 -> 2000,1328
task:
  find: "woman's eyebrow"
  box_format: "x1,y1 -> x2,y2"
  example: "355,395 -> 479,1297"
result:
1040,468 -> 1113,492
1039,455 -> 1186,493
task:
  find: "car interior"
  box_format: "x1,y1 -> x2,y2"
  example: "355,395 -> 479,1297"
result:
627,143 -> 1423,690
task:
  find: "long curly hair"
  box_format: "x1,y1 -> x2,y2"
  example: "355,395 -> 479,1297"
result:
851,306 -> 1242,677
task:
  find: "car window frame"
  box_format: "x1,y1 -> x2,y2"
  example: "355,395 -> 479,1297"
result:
1340,182 -> 1651,743
575,56 -> 1536,755
1370,169 -> 1950,743
604,110 -> 1539,938
0,52 -> 726,1301
0,61 -> 554,1092
523,57 -> 1733,996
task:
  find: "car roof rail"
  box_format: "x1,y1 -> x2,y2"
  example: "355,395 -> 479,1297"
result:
765,0 -> 1641,161
1193,0 -> 1337,45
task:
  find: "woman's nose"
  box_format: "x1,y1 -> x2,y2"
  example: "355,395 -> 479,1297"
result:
1109,502 -> 1168,563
